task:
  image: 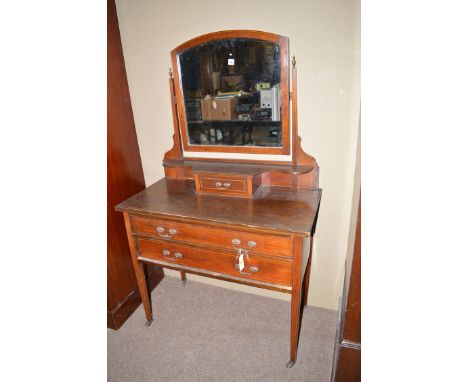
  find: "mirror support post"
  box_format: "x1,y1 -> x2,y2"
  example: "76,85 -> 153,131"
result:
165,69 -> 183,161
291,56 -> 299,165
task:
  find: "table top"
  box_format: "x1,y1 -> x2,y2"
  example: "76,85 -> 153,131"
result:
116,178 -> 321,236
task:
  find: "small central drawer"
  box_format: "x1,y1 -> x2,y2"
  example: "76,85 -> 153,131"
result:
193,171 -> 261,197
199,175 -> 247,193
130,216 -> 293,259
137,238 -> 292,287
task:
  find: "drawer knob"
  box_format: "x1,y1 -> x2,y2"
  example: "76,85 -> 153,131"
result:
234,263 -> 259,276
215,181 -> 231,189
156,226 -> 177,238
162,249 -> 183,260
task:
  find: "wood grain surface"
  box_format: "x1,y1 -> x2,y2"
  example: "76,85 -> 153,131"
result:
130,215 -> 293,259
137,237 -> 293,287
116,178 -> 321,236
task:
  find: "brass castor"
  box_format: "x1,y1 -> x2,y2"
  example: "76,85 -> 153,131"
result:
144,319 -> 153,327
286,360 -> 296,368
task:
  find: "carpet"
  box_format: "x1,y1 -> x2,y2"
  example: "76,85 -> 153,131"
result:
108,276 -> 337,382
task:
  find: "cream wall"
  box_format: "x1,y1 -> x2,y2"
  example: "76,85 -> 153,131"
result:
344,121 -> 361,292
115,0 -> 360,310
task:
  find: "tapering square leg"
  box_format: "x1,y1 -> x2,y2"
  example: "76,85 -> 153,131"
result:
302,252 -> 312,306
123,213 -> 153,327
180,271 -> 187,285
288,236 -> 305,368
288,285 -> 302,368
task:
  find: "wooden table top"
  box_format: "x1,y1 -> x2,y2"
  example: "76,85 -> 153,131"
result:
116,178 -> 321,236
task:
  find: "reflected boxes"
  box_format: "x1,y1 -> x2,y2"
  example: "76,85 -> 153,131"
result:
200,96 -> 238,121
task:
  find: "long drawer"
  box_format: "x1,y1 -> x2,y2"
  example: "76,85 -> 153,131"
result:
130,216 -> 292,259
136,238 -> 292,287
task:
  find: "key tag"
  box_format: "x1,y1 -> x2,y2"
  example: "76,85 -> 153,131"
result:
238,250 -> 245,272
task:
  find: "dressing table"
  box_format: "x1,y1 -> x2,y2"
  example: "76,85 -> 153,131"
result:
116,30 -> 321,368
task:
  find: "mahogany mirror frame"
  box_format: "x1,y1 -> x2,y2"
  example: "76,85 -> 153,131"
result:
170,30 -> 291,155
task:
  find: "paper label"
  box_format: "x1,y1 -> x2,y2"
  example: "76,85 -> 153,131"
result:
238,253 -> 244,272
228,58 -> 235,66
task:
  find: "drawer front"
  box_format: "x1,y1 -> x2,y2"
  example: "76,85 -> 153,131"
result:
130,216 -> 293,259
137,238 -> 292,286
195,173 -> 249,196
199,175 -> 247,192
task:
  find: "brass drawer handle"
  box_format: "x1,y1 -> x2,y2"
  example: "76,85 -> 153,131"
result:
156,226 -> 177,238
234,263 -> 259,276
162,249 -> 183,260
232,239 -> 257,251
215,181 -> 231,190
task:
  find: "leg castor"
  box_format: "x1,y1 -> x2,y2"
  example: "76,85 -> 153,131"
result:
145,319 -> 153,327
286,360 -> 296,368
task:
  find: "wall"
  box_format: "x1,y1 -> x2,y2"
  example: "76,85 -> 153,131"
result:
345,121 -> 361,282
115,0 -> 360,310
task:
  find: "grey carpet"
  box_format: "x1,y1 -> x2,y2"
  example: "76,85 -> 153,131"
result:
108,276 -> 337,382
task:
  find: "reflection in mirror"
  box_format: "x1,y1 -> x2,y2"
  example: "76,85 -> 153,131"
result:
178,38 -> 282,148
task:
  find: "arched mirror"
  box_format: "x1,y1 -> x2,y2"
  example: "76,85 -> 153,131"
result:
171,31 -> 290,155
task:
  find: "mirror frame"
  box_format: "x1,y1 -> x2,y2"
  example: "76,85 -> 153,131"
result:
171,30 -> 290,155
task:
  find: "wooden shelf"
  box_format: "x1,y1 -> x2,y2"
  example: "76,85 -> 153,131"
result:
163,159 -> 314,176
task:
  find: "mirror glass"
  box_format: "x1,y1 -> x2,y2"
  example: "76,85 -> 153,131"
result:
178,38 -> 282,148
